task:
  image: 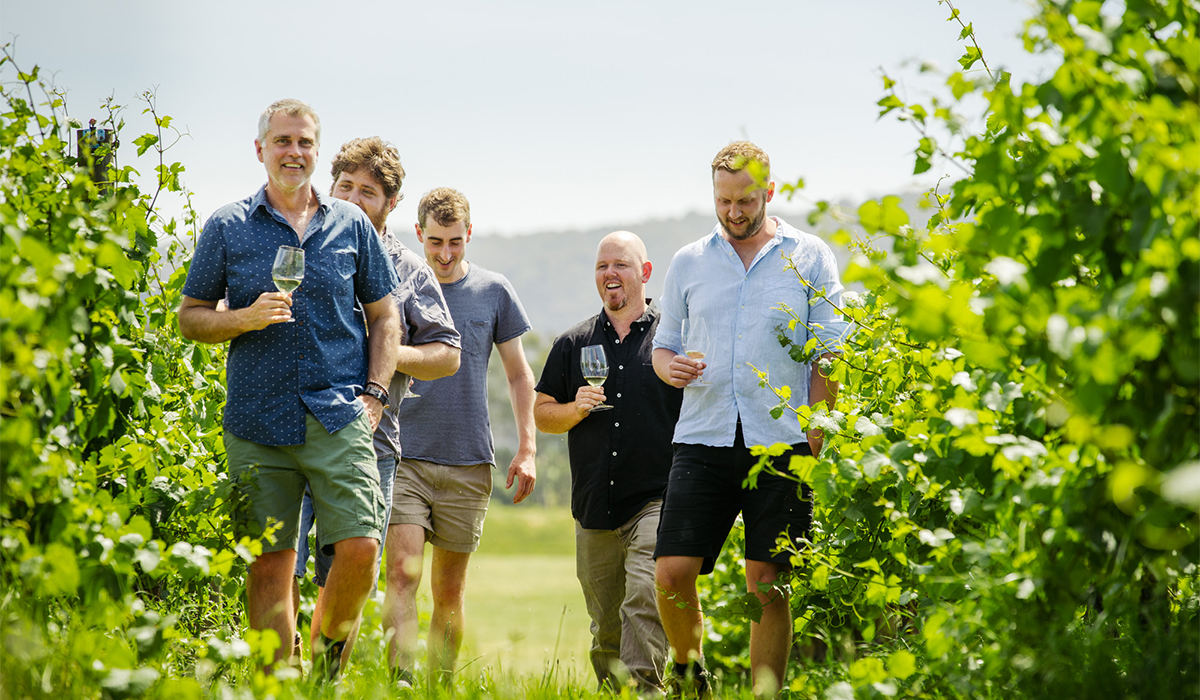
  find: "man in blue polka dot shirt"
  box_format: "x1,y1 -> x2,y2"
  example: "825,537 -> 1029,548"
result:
178,99 -> 402,679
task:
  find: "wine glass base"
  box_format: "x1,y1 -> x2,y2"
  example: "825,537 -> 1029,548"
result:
687,380 -> 711,387
589,404 -> 614,412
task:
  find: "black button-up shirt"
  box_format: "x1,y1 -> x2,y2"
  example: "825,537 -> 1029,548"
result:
536,303 -> 683,529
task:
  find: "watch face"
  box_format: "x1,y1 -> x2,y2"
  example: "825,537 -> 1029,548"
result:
364,385 -> 387,404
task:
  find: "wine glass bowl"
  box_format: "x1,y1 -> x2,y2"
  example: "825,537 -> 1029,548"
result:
682,316 -> 711,386
272,245 -> 304,322
580,345 -> 613,412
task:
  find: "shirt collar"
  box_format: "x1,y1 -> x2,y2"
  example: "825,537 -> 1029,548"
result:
709,216 -> 788,267
599,299 -> 656,333
250,184 -> 330,214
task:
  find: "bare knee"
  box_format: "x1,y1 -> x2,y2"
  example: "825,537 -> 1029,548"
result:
386,551 -> 423,592
746,561 -> 788,605
429,574 -> 466,607
251,549 -> 296,580
656,556 -> 700,593
332,537 -> 378,570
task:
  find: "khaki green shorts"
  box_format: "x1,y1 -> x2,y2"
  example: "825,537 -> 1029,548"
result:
225,412 -> 384,554
390,458 -> 492,553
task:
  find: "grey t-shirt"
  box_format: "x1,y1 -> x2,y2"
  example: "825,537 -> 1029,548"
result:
396,263 -> 531,466
374,228 -> 461,459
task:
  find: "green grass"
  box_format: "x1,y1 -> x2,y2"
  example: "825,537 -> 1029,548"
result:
414,505 -> 591,678
475,502 -> 578,556
328,505 -> 592,682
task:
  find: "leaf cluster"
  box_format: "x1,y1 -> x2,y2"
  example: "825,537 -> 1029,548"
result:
0,46 -> 266,697
705,2 -> 1199,697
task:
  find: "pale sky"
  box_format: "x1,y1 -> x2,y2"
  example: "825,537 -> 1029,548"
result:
4,0 -> 1049,237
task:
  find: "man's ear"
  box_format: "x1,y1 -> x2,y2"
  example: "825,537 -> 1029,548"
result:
387,195 -> 399,213
766,181 -> 776,203
642,261 -> 652,283
255,139 -> 264,163
465,224 -> 473,243
414,223 -> 424,242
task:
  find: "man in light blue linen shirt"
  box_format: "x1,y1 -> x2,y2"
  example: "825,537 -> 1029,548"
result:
651,141 -> 847,697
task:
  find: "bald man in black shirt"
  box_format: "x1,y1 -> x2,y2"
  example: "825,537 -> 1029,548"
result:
535,231 -> 682,694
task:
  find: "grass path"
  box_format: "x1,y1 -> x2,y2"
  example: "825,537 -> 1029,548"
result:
355,505 -> 596,681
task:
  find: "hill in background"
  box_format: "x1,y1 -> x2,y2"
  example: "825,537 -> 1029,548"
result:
461,207 -> 830,338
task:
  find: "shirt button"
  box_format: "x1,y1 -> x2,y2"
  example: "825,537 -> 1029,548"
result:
618,365 -> 623,370
616,393 -> 622,398
614,422 -> 619,427
612,451 -> 617,456
738,334 -> 742,339
610,480 -> 614,485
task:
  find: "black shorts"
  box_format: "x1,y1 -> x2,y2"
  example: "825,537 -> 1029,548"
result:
654,425 -> 813,575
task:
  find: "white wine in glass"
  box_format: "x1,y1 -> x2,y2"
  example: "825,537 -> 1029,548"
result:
580,345 -> 613,412
272,245 -> 305,322
682,316 -> 711,386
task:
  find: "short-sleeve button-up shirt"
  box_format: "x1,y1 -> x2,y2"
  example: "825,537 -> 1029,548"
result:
536,304 -> 682,529
182,185 -> 400,446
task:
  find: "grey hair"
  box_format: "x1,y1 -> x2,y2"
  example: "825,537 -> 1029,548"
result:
257,99 -> 321,144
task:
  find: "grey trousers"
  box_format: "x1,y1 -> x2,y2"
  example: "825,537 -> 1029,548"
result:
575,499 -> 669,692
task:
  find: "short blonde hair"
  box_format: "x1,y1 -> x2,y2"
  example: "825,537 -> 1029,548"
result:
330,137 -> 405,200
711,141 -> 770,180
418,187 -> 471,230
258,98 -> 321,144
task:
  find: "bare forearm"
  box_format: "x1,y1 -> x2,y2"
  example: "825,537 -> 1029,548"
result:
179,304 -> 248,343
534,395 -> 583,434
653,348 -> 677,385
809,353 -> 839,410
367,313 -> 402,390
395,343 -> 460,381
507,370 -> 538,456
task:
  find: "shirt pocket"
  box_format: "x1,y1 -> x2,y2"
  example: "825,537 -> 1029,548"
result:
762,278 -> 809,344
333,251 -> 357,280
462,319 -> 493,356
762,278 -> 808,318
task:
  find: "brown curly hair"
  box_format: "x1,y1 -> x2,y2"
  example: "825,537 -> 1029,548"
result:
417,187 -> 471,230
329,137 -> 406,201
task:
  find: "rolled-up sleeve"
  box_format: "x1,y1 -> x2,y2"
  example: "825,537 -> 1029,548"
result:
808,245 -> 849,353
652,252 -> 686,355
406,264 -> 460,348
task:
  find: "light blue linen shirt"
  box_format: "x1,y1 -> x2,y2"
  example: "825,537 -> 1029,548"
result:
653,217 -> 848,448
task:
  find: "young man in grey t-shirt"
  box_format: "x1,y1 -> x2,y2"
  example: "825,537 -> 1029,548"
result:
382,187 -> 538,685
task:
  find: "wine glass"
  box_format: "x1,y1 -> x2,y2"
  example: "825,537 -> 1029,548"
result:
682,316 -> 711,386
272,245 -> 304,323
580,345 -> 613,412
402,377 -> 420,400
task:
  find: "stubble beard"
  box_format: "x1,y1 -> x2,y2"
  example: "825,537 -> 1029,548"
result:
721,203 -> 768,241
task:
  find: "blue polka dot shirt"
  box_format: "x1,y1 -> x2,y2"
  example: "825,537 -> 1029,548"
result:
182,185 -> 400,445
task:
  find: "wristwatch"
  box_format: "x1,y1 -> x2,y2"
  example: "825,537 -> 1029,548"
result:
363,381 -> 390,408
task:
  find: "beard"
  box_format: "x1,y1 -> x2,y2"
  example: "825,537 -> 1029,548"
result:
719,201 -> 768,241
603,288 -> 628,312
363,204 -> 388,233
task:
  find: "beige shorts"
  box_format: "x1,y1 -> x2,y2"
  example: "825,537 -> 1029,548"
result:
390,458 -> 492,553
